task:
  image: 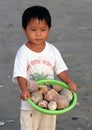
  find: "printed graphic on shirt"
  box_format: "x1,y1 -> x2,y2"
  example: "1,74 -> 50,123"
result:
29,72 -> 49,81
27,59 -> 55,72
27,59 -> 55,80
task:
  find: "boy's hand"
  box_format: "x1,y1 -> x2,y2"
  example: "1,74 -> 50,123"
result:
20,89 -> 31,100
68,81 -> 78,92
57,71 -> 78,92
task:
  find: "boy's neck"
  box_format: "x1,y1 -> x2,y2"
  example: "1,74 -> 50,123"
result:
26,41 -> 46,52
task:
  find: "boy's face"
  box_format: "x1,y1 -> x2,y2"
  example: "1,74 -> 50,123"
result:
23,18 -> 50,45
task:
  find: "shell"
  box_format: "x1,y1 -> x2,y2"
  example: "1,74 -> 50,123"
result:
31,91 -> 43,103
27,80 -> 38,92
56,95 -> 69,109
48,101 -> 57,110
38,85 -> 48,94
44,89 -> 60,102
60,89 -> 73,101
38,100 -> 48,108
38,85 -> 47,89
53,84 -> 62,92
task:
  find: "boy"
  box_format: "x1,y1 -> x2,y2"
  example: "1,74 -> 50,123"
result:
12,5 -> 78,130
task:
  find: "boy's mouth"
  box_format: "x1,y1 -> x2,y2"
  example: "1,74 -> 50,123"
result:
35,39 -> 42,42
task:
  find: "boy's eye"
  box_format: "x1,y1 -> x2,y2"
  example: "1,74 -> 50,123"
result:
41,28 -> 46,31
29,28 -> 47,31
31,28 -> 36,31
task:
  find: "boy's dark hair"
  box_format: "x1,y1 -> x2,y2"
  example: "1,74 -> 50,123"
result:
22,5 -> 51,29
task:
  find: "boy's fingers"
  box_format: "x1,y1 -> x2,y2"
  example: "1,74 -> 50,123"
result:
20,93 -> 30,100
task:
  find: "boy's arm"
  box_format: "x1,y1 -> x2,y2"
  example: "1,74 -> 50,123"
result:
17,77 -> 31,100
57,71 -> 78,91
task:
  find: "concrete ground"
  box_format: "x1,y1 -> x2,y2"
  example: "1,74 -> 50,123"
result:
0,0 -> 92,130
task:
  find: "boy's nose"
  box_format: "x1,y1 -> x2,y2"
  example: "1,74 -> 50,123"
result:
36,30 -> 41,36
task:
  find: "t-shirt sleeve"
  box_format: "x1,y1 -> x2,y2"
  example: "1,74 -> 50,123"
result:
54,47 -> 68,75
12,47 -> 27,83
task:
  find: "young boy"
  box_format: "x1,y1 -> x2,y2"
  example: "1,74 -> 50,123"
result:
12,5 -> 78,130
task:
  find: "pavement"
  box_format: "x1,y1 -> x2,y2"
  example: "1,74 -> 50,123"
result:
0,0 -> 92,130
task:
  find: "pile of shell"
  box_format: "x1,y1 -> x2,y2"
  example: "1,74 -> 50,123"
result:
27,80 -> 73,110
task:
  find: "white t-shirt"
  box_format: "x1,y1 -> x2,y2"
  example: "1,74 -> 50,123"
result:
12,41 -> 68,110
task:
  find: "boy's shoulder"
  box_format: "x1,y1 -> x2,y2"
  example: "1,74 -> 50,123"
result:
18,44 -> 26,50
16,44 -> 28,57
46,41 -> 59,52
17,44 -> 28,53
